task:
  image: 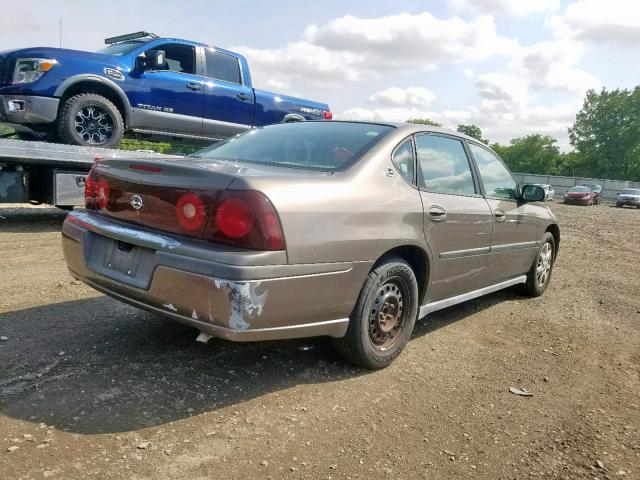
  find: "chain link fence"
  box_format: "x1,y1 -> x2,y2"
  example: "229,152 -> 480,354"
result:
513,173 -> 640,202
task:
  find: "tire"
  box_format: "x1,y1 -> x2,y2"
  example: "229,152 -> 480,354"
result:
332,257 -> 418,369
57,93 -> 123,148
522,232 -> 556,298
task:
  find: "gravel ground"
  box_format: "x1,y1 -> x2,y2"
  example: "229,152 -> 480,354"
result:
0,202 -> 638,480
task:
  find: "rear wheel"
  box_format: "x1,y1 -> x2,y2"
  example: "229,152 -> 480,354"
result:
522,232 -> 556,297
332,257 -> 418,369
58,93 -> 123,148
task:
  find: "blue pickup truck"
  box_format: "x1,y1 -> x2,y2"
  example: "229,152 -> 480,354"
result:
0,31 -> 331,148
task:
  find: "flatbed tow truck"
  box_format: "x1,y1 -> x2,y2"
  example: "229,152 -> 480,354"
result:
0,138 -> 177,208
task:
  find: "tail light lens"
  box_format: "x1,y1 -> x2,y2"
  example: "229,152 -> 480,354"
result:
323,110 -> 333,120
211,191 -> 285,250
85,167 -> 285,251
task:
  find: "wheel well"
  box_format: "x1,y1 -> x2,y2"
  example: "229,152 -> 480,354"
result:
545,224 -> 560,258
282,114 -> 305,123
59,81 -> 128,127
377,245 -> 429,304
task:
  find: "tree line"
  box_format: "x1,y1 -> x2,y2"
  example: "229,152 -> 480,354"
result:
409,86 -> 640,182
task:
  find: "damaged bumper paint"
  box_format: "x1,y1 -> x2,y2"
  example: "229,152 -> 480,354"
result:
62,210 -> 371,341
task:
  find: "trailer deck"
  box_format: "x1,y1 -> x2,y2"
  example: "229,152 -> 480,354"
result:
0,138 -> 181,206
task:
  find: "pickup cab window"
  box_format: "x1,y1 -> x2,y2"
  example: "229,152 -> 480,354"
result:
205,49 -> 241,84
149,44 -> 196,75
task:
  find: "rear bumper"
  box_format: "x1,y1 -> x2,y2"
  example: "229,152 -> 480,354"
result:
616,200 -> 640,207
564,197 -> 590,205
62,210 -> 371,341
0,94 -> 59,124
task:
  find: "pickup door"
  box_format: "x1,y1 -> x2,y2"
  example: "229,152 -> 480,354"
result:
131,42 -> 204,135
201,47 -> 253,139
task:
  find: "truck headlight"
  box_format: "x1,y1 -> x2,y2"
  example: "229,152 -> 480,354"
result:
13,58 -> 58,84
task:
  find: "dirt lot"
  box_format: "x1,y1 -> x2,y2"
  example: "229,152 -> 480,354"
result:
0,202 -> 638,480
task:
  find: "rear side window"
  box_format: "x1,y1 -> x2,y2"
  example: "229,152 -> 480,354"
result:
205,49 -> 241,84
193,122 -> 394,171
392,139 -> 415,184
468,143 -> 517,200
415,134 -> 476,195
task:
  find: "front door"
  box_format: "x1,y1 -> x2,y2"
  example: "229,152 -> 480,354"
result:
131,43 -> 203,135
467,143 -> 540,283
415,133 -> 494,302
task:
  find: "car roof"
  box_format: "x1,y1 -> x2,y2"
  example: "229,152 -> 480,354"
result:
324,120 -> 487,145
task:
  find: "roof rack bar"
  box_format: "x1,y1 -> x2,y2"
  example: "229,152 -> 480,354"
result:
104,31 -> 158,45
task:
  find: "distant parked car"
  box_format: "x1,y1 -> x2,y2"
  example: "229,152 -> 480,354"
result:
580,183 -> 602,204
616,188 -> 640,208
564,186 -> 596,206
533,184 -> 554,201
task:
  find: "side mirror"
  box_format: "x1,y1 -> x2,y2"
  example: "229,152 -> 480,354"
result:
521,184 -> 546,202
136,50 -> 166,71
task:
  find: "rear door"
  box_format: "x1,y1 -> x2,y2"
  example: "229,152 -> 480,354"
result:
414,133 -> 494,301
131,43 -> 204,135
467,142 -> 540,283
201,47 -> 254,138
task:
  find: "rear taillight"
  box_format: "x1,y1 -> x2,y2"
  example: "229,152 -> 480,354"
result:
211,191 -> 285,251
84,157 -> 103,211
323,111 -> 333,120
176,193 -> 206,231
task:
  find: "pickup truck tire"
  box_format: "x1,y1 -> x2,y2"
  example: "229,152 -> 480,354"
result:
58,94 -> 123,149
332,257 -> 418,369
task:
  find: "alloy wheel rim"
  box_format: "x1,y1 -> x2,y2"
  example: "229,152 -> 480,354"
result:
368,278 -> 407,349
536,242 -> 553,287
74,105 -> 114,145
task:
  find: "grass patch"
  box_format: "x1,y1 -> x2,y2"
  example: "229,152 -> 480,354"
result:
118,138 -> 203,156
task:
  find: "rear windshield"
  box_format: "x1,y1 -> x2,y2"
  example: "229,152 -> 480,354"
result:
571,186 -> 590,192
192,122 -> 394,171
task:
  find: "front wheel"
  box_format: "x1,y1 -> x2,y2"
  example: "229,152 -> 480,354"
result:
332,257 -> 418,369
522,232 -> 556,297
57,93 -> 124,148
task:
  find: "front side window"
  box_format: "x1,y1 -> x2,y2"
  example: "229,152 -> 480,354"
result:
469,143 -> 517,200
391,139 -> 415,184
148,44 -> 196,74
205,49 -> 241,84
415,134 -> 476,195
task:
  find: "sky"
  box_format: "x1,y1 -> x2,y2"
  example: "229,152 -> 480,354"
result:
1,0 -> 640,150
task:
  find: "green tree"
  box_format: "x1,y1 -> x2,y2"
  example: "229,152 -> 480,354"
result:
569,87 -> 640,181
407,118 -> 441,127
456,124 -> 487,143
492,134 -> 562,175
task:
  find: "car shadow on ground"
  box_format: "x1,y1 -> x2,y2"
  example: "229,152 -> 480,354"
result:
0,288 -> 522,435
0,206 -> 68,233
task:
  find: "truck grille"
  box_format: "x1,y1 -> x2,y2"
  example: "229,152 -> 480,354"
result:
0,56 -> 16,87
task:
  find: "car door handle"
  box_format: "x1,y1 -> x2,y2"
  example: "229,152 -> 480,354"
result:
186,82 -> 201,91
427,205 -> 447,221
236,93 -> 249,101
494,209 -> 506,222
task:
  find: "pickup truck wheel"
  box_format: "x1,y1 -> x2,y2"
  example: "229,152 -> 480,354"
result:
332,257 -> 418,369
522,232 -> 556,297
58,93 -> 123,148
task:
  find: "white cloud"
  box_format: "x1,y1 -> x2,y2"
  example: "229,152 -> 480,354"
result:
339,85 -> 580,150
515,40 -> 600,96
370,87 -> 435,108
305,12 -> 519,69
235,11 -> 519,91
550,0 -> 640,45
451,0 -> 560,16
